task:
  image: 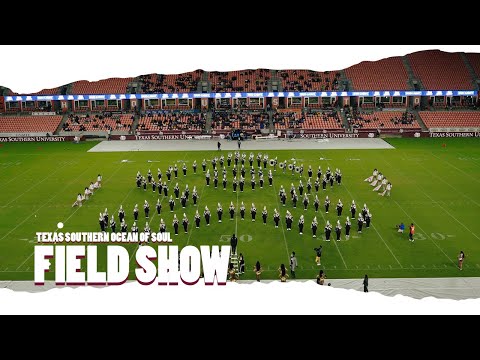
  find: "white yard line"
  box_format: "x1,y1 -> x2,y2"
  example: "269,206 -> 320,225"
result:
14,155 -> 133,271
271,182 -> 291,261
0,163 -> 69,208
317,151 -> 402,268
432,151 -> 480,183
378,155 -> 476,264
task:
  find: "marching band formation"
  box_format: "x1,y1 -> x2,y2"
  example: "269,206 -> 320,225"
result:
92,151 -> 385,249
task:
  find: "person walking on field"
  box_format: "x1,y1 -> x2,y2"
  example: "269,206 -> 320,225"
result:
363,274 -> 369,292
290,252 -> 298,279
409,223 -> 415,242
458,251 -> 465,270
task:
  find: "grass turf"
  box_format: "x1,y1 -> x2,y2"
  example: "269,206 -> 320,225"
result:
0,137 -> 479,281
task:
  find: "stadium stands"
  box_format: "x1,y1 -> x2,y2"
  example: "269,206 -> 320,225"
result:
276,70 -> 340,92
71,78 -> 133,94
210,69 -> 270,92
345,57 -> 410,91
465,53 -> 480,79
0,115 -> 63,133
346,110 -> 420,130
139,71 -> 203,94
63,113 -> 134,132
408,50 -> 474,90
419,111 -> 480,129
211,110 -> 268,131
137,112 -> 206,132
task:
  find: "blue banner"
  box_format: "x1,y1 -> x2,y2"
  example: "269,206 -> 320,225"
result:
3,90 -> 477,102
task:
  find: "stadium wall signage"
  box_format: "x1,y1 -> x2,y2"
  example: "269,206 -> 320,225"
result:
428,132 -> 480,138
0,136 -> 76,142
3,90 -> 477,102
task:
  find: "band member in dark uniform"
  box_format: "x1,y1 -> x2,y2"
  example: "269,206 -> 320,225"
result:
308,165 -> 313,178
259,175 -> 264,189
336,199 -> 343,217
335,220 -> 341,241
173,164 -> 178,178
205,170 -> 210,187
110,215 -> 116,233
173,214 -> 179,235
222,175 -> 227,191
132,221 -> 139,234
311,216 -> 318,238
156,199 -> 162,215
180,192 -> 187,209
204,206 -> 211,226
174,183 -> 180,199
262,206 -> 268,225
285,211 -> 293,231
133,204 -> 138,221
240,202 -> 246,220
121,220 -> 128,233
292,191 -> 298,208
182,163 -> 187,177
232,176 -> 238,192
251,175 -> 256,191
182,213 -> 189,233
322,175 -> 327,191
194,210 -> 201,228
229,201 -> 235,220
144,200 -> 150,219
217,203 -> 223,223
350,200 -> 356,219
273,209 -> 280,228
99,212 -> 105,232
365,210 -> 372,228
268,170 -> 273,187
345,216 -> 351,239
314,195 -> 320,212
315,177 -> 320,192
357,214 -> 364,233
230,234 -> 238,255
325,220 -> 332,241
163,182 -> 168,197
298,181 -> 304,196
213,174 -> 218,188
303,195 -> 309,211
118,205 -> 125,223
298,215 -> 305,235
169,195 -> 175,212
192,160 -> 197,174
184,184 -> 189,200
307,179 -> 312,194
159,219 -> 166,233
202,159 -> 206,172
250,203 -> 257,222
192,186 -> 198,205
324,196 -> 330,214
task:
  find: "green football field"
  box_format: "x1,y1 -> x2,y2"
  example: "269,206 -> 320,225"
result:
0,137 -> 479,282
